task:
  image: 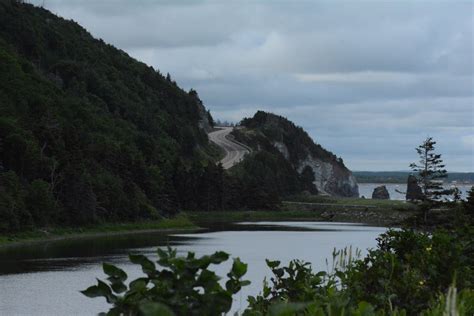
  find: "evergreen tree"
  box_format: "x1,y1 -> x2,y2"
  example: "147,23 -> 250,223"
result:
207,110 -> 215,127
26,179 -> 57,226
409,137 -> 448,202
464,186 -> 474,215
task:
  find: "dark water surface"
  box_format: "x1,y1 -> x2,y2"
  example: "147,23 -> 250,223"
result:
0,221 -> 386,315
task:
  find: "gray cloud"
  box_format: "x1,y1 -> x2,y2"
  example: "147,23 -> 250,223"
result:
32,0 -> 474,171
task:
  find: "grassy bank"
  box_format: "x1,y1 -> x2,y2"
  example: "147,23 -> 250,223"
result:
285,194 -> 411,207
281,195 -> 416,225
186,196 -> 417,226
0,215 -> 197,248
186,209 -> 326,223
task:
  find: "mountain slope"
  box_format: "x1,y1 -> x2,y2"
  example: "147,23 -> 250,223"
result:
0,1 -> 216,230
233,111 -> 359,197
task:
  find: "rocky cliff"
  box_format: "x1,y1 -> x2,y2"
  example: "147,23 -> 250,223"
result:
233,111 -> 359,197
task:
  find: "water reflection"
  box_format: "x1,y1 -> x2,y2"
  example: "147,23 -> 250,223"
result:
0,233 -> 193,274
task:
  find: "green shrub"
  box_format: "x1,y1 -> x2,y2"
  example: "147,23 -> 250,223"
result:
343,228 -> 473,313
82,247 -> 250,316
245,228 -> 473,315
421,286 -> 474,316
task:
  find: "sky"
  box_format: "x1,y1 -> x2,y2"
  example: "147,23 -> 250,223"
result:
31,0 -> 473,171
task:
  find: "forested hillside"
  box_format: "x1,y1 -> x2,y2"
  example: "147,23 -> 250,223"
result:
0,2 -> 359,233
0,1 -> 223,231
233,111 -> 359,197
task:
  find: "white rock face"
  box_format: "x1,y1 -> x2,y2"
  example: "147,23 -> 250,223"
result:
297,157 -> 332,194
296,155 -> 359,197
273,141 -> 290,160
269,130 -> 359,197
195,97 -> 212,132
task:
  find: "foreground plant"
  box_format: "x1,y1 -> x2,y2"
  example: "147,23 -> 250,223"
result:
82,247 -> 250,316
420,285 -> 474,316
245,228 -> 473,316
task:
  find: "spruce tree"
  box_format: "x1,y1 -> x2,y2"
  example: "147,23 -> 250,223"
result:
409,137 -> 448,202
464,186 -> 474,214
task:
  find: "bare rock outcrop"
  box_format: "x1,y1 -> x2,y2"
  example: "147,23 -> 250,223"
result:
372,185 -> 390,200
297,156 -> 358,197
406,175 -> 423,201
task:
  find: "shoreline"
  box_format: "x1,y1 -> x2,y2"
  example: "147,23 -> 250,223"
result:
0,199 -> 418,249
187,210 -> 414,228
0,216 -> 201,250
0,227 -> 205,250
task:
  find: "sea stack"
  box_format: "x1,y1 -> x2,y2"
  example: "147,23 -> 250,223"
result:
372,185 -> 390,199
406,175 -> 423,201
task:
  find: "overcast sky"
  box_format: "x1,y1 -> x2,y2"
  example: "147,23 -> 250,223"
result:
32,0 -> 473,171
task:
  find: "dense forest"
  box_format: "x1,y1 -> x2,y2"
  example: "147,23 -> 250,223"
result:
0,2 -> 357,233
0,0 -> 226,232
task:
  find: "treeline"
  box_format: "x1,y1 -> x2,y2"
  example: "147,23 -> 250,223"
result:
354,171 -> 474,184
173,149 -> 320,212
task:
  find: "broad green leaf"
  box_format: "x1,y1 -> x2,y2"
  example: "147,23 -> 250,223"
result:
97,279 -> 117,304
226,279 -> 239,293
139,302 -> 175,316
81,285 -> 104,298
81,280 -> 116,304
315,271 -> 327,278
197,269 -> 220,288
210,251 -> 230,264
266,259 -> 281,269
103,263 -> 127,282
231,257 -> 248,278
273,268 -> 284,278
195,255 -> 212,270
110,282 -> 127,294
241,280 -> 251,287
157,248 -> 168,260
129,277 -> 148,291
129,254 -> 156,276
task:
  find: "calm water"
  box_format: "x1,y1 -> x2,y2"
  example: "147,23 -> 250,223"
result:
358,183 -> 472,200
0,222 -> 386,315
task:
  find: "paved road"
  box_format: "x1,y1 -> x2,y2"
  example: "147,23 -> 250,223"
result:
208,127 -> 250,169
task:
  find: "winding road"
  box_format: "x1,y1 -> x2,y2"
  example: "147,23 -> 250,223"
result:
208,127 -> 250,169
